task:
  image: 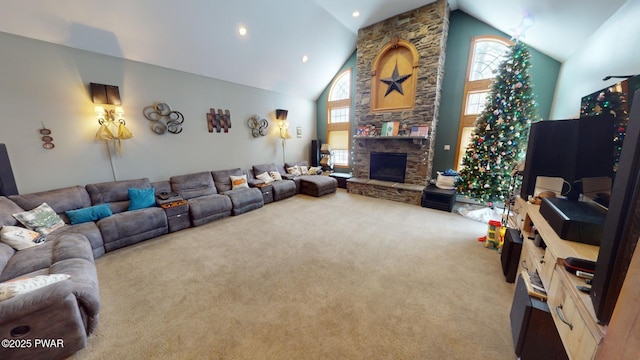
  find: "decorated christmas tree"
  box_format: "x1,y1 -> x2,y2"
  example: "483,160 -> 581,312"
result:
456,41 -> 540,205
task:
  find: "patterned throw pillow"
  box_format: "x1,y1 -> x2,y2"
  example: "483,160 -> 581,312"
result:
308,166 -> 321,175
300,165 -> 309,175
256,172 -> 273,184
0,225 -> 46,250
12,203 -> 65,235
0,274 -> 71,301
269,171 -> 283,181
230,175 -> 249,190
286,165 -> 301,176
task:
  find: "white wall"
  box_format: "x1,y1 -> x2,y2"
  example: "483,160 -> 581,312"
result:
550,0 -> 640,119
0,32 -> 315,194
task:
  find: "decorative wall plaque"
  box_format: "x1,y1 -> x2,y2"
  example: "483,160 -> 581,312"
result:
370,37 -> 419,112
143,102 -> 184,134
247,114 -> 268,137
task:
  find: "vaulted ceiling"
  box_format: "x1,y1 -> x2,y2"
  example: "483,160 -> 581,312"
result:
0,0 -> 628,100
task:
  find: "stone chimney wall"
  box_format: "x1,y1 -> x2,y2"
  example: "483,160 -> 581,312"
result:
353,0 -> 450,186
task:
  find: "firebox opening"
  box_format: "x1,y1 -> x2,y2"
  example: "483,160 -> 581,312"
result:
370,152 -> 407,183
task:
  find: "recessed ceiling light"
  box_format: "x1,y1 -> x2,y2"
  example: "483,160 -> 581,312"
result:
352,11 -> 360,18
238,26 -> 247,36
302,55 -> 309,63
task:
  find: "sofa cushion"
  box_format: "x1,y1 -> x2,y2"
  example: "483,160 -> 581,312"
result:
0,196 -> 23,228
0,233 -> 94,283
65,204 -> 113,225
12,202 -> 66,235
0,242 -> 14,277
9,186 -> 92,224
128,188 -> 156,211
223,188 -> 263,215
252,163 -> 279,176
269,180 -> 297,201
0,226 -> 45,250
48,222 -> 105,259
86,178 -> 152,214
187,194 -> 232,226
151,180 -> 172,194
251,163 -> 296,200
170,172 -> 218,200
96,207 -> 168,252
212,168 -> 244,193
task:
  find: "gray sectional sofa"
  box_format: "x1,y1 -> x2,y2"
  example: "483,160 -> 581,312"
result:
0,162 -> 337,359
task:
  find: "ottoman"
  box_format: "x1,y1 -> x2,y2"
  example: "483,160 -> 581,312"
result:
299,175 -> 338,197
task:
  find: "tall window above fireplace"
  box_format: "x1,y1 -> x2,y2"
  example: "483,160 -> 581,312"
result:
370,152 -> 407,183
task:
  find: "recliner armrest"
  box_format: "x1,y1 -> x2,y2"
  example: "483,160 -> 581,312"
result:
247,179 -> 264,187
0,280 -> 74,323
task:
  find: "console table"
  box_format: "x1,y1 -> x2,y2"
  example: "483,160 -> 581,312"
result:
254,183 -> 273,204
159,199 -> 190,232
512,197 -> 605,359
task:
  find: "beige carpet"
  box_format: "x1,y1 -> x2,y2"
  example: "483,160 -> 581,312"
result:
72,190 -> 516,360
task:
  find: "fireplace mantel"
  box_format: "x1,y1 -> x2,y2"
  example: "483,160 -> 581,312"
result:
353,135 -> 428,145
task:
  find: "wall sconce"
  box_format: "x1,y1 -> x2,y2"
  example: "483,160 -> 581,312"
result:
276,109 -> 290,163
91,83 -> 133,154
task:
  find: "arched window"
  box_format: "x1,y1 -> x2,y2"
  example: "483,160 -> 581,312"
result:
326,69 -> 352,168
455,36 -> 512,170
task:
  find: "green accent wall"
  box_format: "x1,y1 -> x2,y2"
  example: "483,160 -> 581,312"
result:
315,50 -> 357,173
433,10 -> 561,177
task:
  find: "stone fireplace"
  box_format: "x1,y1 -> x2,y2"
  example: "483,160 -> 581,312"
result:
347,0 -> 450,205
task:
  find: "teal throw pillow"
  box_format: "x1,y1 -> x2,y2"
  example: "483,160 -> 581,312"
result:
65,204 -> 113,225
128,188 -> 156,210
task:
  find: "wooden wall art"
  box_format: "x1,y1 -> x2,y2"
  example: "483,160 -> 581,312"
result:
39,124 -> 54,149
207,108 -> 231,133
247,114 -> 268,137
370,37 -> 419,113
143,102 -> 184,134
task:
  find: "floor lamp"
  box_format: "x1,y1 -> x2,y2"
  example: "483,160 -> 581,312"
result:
276,109 -> 290,163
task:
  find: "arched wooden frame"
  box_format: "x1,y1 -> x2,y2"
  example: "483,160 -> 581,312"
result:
370,38 -> 419,113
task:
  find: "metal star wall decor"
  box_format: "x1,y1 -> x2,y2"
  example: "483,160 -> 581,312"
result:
380,64 -> 412,96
